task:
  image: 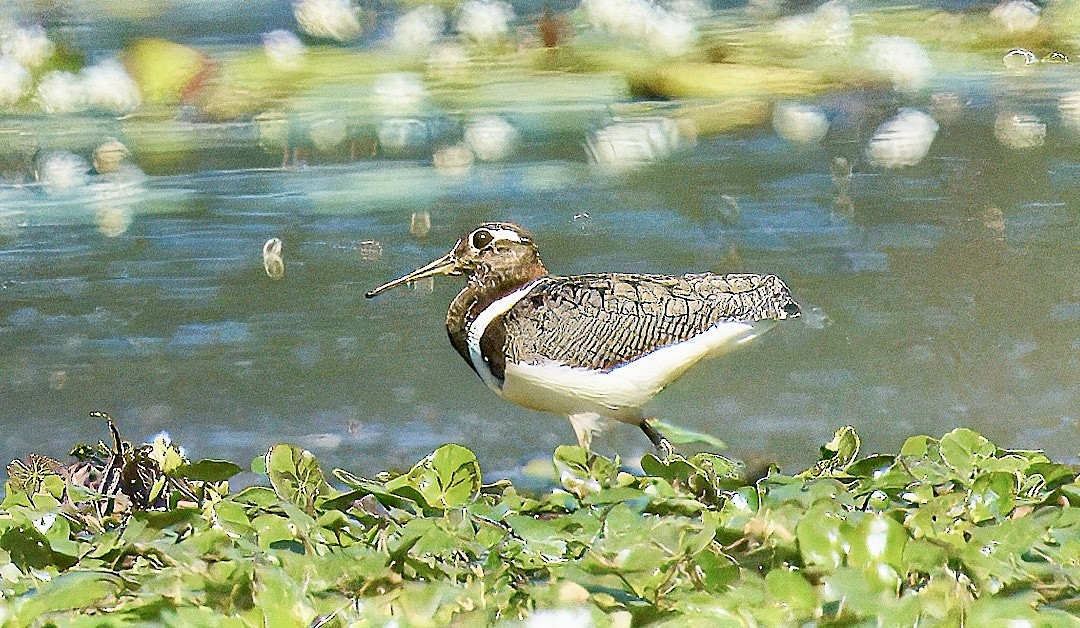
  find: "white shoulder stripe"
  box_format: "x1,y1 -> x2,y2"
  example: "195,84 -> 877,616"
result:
466,279 -> 542,394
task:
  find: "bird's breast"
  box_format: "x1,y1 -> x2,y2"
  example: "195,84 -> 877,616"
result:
464,279 -> 542,393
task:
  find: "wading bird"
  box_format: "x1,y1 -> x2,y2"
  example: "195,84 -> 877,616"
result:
366,222 -> 799,456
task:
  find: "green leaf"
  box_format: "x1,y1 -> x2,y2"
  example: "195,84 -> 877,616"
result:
845,513 -> 908,570
800,425 -> 860,477
821,565 -> 898,617
173,459 -> 243,482
796,503 -> 845,570
264,444 -> 333,514
645,419 -> 727,450
252,514 -> 296,550
148,434 -> 186,474
253,563 -> 317,627
640,451 -> 739,505
902,539 -> 948,573
939,428 -> 995,478
963,516 -> 1046,588
553,445 -> 617,499
384,443 -> 481,510
212,500 -> 252,534
1029,462 -> 1079,489
765,568 -> 818,617
845,454 -> 896,479
968,593 -> 1045,626
640,453 -> 698,483
13,571 -> 123,621
968,471 -> 1017,522
0,524 -> 68,571
233,486 -> 279,508
691,547 -> 740,592
899,434 -> 938,458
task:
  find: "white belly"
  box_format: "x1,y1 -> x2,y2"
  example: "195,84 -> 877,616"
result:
499,319 -> 770,422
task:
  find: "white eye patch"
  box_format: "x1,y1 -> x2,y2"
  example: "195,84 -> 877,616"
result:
471,225 -> 528,250
486,227 -> 526,243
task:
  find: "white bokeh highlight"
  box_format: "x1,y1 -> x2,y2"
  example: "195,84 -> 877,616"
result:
773,102 -> 829,144
866,36 -> 932,92
866,109 -> 939,168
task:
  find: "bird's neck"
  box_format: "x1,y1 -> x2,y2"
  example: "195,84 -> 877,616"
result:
446,261 -> 548,370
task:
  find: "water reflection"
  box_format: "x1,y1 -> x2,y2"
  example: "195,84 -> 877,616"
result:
773,102 -> 828,145
292,0 -> 363,42
993,111 -> 1046,149
36,152 -> 89,194
865,109 -> 938,168
463,115 -> 518,162
263,238 -> 284,280
586,116 -> 688,173
261,29 -> 306,69
390,6 -> 445,53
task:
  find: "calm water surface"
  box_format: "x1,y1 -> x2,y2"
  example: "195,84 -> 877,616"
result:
1,2 -> 1078,482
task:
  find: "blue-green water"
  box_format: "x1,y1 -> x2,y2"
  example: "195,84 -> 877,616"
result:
1,1 -> 1078,482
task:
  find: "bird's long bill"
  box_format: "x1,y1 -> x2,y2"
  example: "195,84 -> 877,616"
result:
364,252 -> 458,298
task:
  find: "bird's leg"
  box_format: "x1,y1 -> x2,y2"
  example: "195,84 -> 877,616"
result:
640,419 -> 673,460
568,413 -> 598,452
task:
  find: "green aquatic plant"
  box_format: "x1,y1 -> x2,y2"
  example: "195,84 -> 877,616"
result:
0,419 -> 1076,626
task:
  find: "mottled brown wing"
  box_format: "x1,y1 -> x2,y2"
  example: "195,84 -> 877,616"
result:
502,272 -> 798,371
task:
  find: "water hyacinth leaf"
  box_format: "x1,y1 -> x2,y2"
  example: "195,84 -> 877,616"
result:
902,538 -> 948,573
583,485 -> 649,506
233,485 -> 279,508
385,444 -> 481,510
939,428 -> 995,478
968,593 -> 1048,626
964,516 -> 1047,584
801,425 -> 860,477
845,454 -> 896,479
691,546 -> 740,591
332,467 -> 380,491
690,452 -> 740,479
640,452 -> 698,482
12,570 -> 123,621
254,563 -> 317,627
646,419 -> 727,450
264,444 -> 333,513
212,500 -> 252,531
968,471 -> 1017,522
172,459 -> 243,483
795,503 -> 845,570
6,454 -> 63,496
821,565 -> 898,617
764,568 -> 818,617
974,454 -> 1031,475
252,513 -> 296,550
149,436 -> 186,474
1029,462 -> 1079,489
906,492 -> 970,546
845,513 -> 908,570
899,434 -> 937,458
1,524 -> 65,570
326,469 -> 422,514
42,516 -> 79,559
1059,482 -> 1080,506
553,445 -> 617,498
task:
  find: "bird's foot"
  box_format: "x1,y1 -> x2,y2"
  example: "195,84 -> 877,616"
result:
640,419 -> 673,460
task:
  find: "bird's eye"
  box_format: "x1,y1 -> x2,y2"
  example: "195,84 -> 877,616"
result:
471,229 -> 493,249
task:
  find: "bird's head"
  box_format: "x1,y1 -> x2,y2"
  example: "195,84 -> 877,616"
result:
365,222 -> 547,298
